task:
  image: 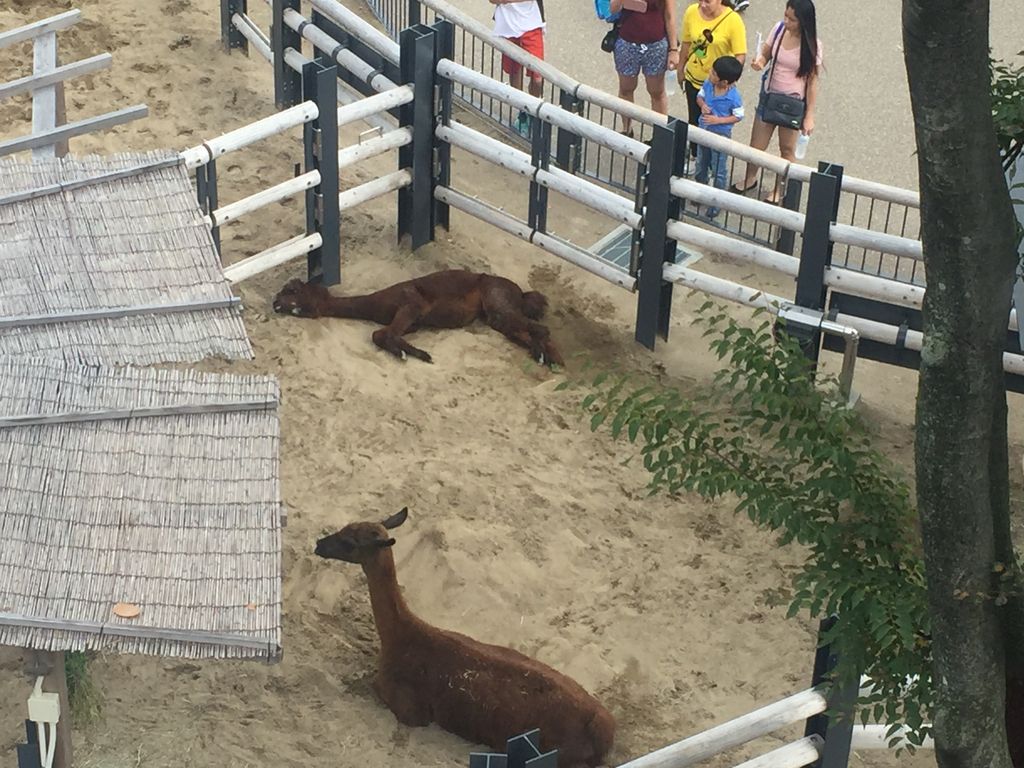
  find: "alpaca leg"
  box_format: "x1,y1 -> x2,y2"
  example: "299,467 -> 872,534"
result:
485,313 -> 561,367
540,335 -> 565,367
482,289 -> 563,367
374,676 -> 432,727
371,302 -> 433,362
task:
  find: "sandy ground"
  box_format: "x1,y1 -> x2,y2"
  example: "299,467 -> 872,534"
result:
1,1 -> 1023,767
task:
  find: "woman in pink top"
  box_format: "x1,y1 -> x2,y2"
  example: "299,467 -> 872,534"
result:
732,0 -> 822,202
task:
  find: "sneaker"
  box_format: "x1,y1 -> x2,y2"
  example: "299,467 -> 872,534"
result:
734,0 -> 750,11
706,206 -> 720,219
515,111 -> 531,138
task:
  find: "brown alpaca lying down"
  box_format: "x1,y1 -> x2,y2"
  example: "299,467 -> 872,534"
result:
315,509 -> 615,767
272,269 -> 564,367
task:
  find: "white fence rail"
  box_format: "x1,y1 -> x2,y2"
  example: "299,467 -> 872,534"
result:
0,10 -> 146,159
619,687 -> 828,768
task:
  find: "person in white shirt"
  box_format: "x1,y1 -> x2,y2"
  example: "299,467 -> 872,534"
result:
490,0 -> 546,136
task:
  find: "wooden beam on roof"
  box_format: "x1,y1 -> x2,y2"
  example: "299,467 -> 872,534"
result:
0,398 -> 278,429
2,613 -> 280,658
0,296 -> 240,330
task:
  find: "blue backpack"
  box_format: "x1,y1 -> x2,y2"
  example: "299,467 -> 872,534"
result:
595,0 -> 621,22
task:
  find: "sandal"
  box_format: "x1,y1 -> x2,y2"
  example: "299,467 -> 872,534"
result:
761,195 -> 781,206
619,128 -> 635,139
729,181 -> 758,194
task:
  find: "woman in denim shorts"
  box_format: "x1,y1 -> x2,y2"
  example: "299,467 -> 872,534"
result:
610,0 -> 679,136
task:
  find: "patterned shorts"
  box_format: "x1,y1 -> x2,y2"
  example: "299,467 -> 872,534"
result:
613,37 -> 668,78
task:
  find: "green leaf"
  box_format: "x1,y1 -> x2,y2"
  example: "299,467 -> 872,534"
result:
566,304 -> 932,744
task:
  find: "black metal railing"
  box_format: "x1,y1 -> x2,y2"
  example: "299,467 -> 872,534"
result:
361,0 -> 923,282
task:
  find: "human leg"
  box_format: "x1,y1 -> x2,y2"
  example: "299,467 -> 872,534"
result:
501,51 -> 524,91
736,113 -> 777,191
762,125 -> 799,203
613,38 -> 641,135
706,149 -> 728,217
684,80 -> 701,159
712,149 -> 728,191
695,145 -> 712,185
520,28 -> 546,99
641,39 -> 669,115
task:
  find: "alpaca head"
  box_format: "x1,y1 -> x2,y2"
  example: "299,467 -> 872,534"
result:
272,279 -> 331,317
315,507 -> 409,564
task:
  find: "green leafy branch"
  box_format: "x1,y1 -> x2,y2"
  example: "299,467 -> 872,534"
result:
561,305 -> 934,745
992,51 -> 1024,168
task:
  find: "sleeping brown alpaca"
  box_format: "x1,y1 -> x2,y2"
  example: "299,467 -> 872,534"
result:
272,269 -> 564,367
315,508 -> 615,767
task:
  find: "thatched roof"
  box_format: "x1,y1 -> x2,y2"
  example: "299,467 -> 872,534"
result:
0,359 -> 283,661
0,150 -> 252,365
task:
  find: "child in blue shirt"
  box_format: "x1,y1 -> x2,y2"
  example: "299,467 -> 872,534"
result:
696,55 -> 744,218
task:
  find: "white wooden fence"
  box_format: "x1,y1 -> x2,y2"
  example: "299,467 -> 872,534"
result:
0,10 -> 147,160
617,682 -> 934,768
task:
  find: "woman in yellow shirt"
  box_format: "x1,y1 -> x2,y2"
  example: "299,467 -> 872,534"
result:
680,0 -> 747,163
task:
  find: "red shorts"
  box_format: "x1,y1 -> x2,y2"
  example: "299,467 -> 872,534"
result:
501,27 -> 545,82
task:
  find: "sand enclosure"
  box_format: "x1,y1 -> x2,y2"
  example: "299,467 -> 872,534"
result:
2,1 -> 1020,766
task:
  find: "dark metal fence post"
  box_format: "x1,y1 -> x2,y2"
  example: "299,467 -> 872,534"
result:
221,0 -> 249,53
775,178 -> 804,255
797,165 -> 843,310
433,19 -> 454,231
786,169 -> 839,363
635,121 -> 681,349
555,89 -> 583,174
528,117 -> 552,234
804,616 -> 858,768
398,25 -> 437,249
272,0 -> 303,109
17,719 -> 42,768
408,0 -> 422,27
195,160 -> 221,256
303,59 -> 340,285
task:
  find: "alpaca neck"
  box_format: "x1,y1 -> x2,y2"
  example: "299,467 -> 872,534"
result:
362,550 -> 417,653
323,294 -> 391,324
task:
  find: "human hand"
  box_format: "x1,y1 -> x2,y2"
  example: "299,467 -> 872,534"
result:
700,104 -> 711,115
751,55 -> 766,71
802,113 -> 815,136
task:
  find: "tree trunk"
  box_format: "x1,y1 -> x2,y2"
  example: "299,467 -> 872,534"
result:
903,1 -> 1020,767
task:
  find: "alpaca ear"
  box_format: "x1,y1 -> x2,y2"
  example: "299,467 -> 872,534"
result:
377,538 -> 396,548
382,507 -> 408,530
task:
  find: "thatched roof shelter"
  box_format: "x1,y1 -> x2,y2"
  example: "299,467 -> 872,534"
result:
0,150 -> 251,365
0,359 -> 283,661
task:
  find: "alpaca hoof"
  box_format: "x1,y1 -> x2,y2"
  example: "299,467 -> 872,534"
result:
536,353 -> 545,365
400,350 -> 407,361
291,308 -> 302,316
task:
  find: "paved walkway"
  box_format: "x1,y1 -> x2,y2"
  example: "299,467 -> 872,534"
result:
452,0 -> 1021,191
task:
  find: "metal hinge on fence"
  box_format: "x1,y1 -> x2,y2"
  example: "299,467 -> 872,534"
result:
777,304 -> 860,405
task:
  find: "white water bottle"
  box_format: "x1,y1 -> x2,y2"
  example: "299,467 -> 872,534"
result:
665,68 -> 678,96
794,132 -> 810,160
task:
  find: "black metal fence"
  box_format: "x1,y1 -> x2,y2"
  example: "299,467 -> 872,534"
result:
362,0 -> 923,283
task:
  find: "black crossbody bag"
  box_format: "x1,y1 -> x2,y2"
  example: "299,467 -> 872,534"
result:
760,23 -> 806,130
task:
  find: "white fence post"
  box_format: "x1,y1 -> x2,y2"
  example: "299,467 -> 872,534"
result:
31,31 -> 68,159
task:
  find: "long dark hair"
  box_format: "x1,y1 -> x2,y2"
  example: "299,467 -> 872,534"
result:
786,0 -> 818,79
